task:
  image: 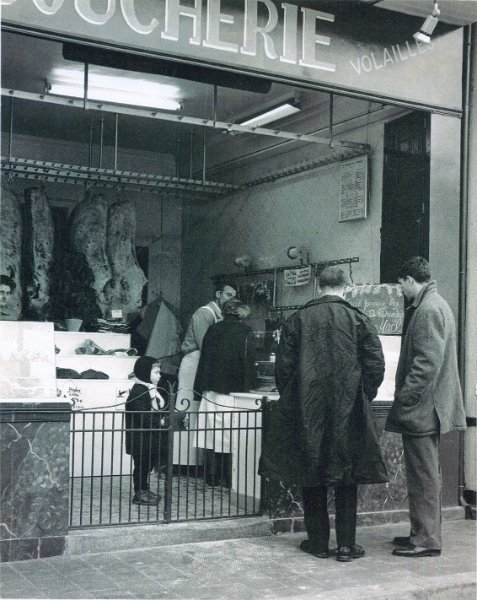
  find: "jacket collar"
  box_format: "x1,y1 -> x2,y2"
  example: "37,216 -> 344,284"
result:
302,294 -> 349,308
411,280 -> 437,308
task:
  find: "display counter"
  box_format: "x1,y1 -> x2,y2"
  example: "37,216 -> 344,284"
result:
55,331 -> 137,477
229,392 -> 278,508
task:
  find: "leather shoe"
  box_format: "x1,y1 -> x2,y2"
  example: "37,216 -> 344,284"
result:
132,490 -> 159,505
299,540 -> 329,559
392,545 -> 441,558
335,544 -> 365,562
206,478 -> 229,488
147,489 -> 162,501
393,536 -> 411,546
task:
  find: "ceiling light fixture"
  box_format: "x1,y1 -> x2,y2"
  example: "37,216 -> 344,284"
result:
413,1 -> 440,44
238,100 -> 301,128
47,67 -> 182,111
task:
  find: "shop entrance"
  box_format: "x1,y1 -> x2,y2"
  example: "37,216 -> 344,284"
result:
380,111 -> 430,283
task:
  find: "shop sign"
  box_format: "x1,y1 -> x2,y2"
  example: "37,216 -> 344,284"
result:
1,0 -> 462,112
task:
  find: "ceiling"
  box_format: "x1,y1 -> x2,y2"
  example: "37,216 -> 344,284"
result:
1,31 -> 328,170
1,1 -> 474,185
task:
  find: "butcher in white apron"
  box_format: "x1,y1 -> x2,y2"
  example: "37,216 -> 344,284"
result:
176,282 -> 237,427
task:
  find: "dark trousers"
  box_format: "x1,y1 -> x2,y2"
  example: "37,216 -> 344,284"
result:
402,434 -> 442,549
204,449 -> 231,487
132,453 -> 153,492
302,484 -> 358,551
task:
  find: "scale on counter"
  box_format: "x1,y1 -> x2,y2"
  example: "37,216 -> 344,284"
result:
254,359 -> 277,392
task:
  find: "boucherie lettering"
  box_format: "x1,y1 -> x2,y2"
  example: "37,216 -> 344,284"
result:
2,0 -> 336,73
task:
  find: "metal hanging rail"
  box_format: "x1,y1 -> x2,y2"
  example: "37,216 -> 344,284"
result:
242,148 -> 367,189
1,157 -> 242,195
1,88 -> 369,150
212,257 -> 359,281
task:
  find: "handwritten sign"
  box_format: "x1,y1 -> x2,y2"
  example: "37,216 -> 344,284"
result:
284,266 -> 312,287
339,155 -> 368,222
57,384 -> 83,408
345,284 -> 403,335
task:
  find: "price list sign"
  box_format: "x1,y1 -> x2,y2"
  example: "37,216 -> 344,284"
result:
339,155 -> 368,222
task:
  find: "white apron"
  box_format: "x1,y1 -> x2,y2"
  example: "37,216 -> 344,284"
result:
176,350 -> 201,429
196,391 -> 236,453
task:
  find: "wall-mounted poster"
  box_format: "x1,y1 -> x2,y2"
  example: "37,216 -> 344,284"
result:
283,266 -> 312,287
339,155 -> 368,222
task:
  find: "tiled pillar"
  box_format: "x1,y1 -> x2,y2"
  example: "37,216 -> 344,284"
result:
0,401 -> 71,562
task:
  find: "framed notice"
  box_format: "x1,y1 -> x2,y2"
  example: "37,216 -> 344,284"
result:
339,155 -> 368,222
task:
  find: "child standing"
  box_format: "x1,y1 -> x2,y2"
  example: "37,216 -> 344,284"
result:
125,356 -> 166,505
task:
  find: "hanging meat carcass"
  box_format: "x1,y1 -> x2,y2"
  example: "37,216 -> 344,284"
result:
0,185 -> 23,319
70,193 -> 112,316
103,199 -> 147,322
22,187 -> 55,320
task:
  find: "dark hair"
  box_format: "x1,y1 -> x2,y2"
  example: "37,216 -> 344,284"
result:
397,257 -> 431,283
222,298 -> 251,319
214,280 -> 237,295
319,266 -> 350,289
0,274 -> 15,291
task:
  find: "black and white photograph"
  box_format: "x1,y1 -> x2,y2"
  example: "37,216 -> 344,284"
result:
0,1 -> 476,598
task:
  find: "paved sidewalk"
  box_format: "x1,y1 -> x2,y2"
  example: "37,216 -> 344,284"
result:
1,520 -> 475,599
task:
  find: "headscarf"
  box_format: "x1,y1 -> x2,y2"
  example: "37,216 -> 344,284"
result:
133,356 -> 157,384
132,356 -> 166,409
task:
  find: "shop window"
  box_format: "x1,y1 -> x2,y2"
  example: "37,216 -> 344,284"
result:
380,112 -> 430,283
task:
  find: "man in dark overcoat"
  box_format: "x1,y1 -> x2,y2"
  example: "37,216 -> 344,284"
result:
386,257 -> 466,558
260,266 -> 387,562
194,298 -> 256,487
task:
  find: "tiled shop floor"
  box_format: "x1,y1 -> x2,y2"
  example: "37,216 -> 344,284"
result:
69,473 -> 261,527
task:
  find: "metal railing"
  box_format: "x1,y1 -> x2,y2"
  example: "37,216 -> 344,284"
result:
69,393 -> 264,528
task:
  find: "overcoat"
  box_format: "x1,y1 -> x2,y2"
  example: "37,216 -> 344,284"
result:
194,316 -> 257,453
125,383 -> 163,457
194,317 -> 256,396
259,295 -> 388,487
385,281 -> 466,436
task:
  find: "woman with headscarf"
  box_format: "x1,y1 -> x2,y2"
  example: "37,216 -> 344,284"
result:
125,356 -> 167,505
194,298 -> 256,487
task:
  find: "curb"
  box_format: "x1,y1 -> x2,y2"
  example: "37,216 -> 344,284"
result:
65,506 -> 465,556
285,573 -> 476,600
66,516 -> 273,555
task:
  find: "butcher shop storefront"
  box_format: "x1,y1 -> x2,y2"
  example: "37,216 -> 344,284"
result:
1,1 -> 475,561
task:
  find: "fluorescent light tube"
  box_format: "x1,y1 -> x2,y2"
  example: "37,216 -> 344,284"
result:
48,67 -> 181,111
239,102 -> 301,128
49,83 -> 181,111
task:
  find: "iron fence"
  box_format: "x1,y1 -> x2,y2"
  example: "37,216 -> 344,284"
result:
69,396 -> 264,528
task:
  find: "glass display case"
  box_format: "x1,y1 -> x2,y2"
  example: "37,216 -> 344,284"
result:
246,329 -> 279,393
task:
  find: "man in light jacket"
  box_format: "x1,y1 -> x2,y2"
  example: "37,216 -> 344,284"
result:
386,257 -> 466,558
